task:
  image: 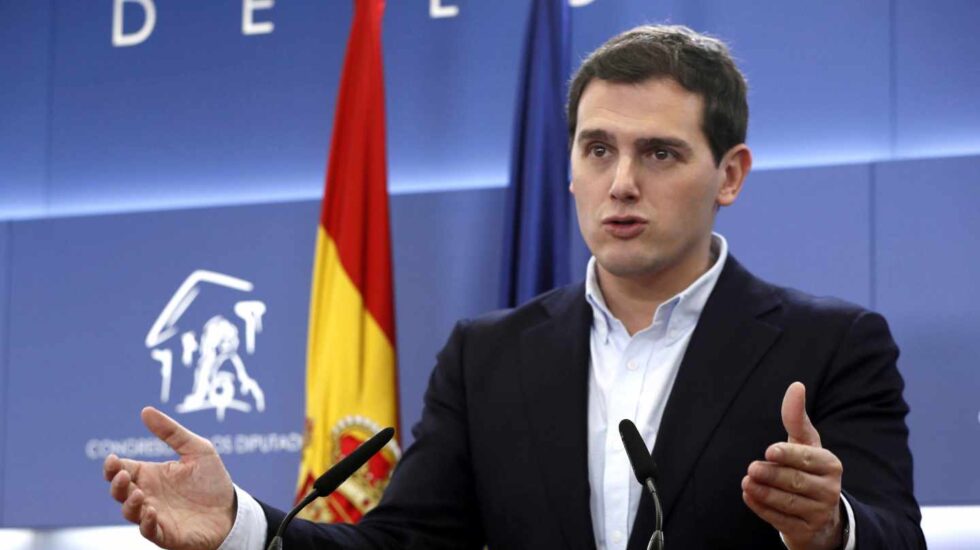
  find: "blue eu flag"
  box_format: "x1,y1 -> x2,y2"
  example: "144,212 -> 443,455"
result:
500,0 -> 573,308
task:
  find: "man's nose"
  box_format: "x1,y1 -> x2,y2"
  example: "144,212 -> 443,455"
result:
608,156 -> 640,202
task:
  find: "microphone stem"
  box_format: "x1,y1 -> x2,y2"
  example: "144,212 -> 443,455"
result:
645,478 -> 664,550
267,489 -> 319,550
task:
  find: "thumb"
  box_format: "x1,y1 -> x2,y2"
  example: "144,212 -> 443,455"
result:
781,382 -> 821,446
141,406 -> 214,457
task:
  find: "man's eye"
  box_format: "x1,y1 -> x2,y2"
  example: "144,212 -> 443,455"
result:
589,144 -> 608,157
652,148 -> 673,160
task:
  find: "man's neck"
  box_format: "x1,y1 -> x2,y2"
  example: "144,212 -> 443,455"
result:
597,241 -> 715,335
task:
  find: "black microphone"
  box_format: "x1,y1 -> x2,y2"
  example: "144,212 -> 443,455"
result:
266,427 -> 395,550
619,419 -> 664,550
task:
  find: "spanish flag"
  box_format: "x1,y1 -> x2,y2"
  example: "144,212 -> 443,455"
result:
295,0 -> 400,523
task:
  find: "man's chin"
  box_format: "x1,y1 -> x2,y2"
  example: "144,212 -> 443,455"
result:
593,254 -> 666,280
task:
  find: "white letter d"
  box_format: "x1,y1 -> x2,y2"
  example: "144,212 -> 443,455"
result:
113,0 -> 156,47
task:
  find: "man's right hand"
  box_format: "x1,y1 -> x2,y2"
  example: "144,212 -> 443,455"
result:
103,407 -> 236,550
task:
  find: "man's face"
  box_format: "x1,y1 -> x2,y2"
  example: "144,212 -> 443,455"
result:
570,77 -> 744,283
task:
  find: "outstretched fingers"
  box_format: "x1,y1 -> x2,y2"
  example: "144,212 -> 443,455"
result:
104,409 -> 236,549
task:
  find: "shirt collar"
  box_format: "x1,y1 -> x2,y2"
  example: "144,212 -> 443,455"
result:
584,233 -> 729,343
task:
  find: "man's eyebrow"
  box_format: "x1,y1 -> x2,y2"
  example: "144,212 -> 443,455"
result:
575,128 -> 613,145
636,136 -> 693,153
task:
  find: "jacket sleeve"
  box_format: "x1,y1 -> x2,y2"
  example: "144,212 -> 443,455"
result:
814,311 -> 926,550
259,321 -> 486,549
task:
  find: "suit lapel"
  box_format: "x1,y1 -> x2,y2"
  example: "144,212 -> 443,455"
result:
518,286 -> 597,550
627,257 -> 782,550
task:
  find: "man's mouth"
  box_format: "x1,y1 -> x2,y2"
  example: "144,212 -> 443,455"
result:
601,216 -> 647,238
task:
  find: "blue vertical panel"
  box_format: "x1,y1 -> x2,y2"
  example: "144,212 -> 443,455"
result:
2,202 -> 317,527
46,1 -> 349,215
0,222 -> 9,525
570,0 -> 893,169
875,155 -> 980,505
716,164 -> 872,307
384,2 -> 526,191
0,0 -> 52,219
697,0 -> 892,168
390,188 -> 506,445
894,0 -> 980,158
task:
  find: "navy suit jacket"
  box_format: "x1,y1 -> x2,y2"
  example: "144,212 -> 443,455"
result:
262,256 -> 925,549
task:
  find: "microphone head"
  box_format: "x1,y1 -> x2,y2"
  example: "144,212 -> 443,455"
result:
313,427 -> 395,496
618,419 -> 658,484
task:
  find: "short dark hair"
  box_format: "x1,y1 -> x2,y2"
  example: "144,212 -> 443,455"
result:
567,25 -> 748,165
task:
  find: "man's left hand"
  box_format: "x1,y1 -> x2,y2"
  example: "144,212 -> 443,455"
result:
742,382 -> 844,550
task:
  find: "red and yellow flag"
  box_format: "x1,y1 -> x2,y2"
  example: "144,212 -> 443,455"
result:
295,0 -> 400,524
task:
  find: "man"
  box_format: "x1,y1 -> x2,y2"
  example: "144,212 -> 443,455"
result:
105,25 -> 925,549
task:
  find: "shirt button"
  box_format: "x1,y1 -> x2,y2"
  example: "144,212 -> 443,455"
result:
611,530 -> 624,543
627,360 -> 638,371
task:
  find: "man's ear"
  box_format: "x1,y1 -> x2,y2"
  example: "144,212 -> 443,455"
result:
716,144 -> 752,207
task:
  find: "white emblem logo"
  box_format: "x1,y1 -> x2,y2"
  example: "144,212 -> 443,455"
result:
146,270 -> 267,421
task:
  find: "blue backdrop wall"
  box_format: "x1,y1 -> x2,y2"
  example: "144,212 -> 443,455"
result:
0,0 -> 978,528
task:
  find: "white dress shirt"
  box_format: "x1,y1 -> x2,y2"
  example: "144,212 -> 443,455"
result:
223,233 -> 855,550
585,234 -> 727,549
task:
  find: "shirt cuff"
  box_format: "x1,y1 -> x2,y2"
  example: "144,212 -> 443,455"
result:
841,493 -> 857,550
217,484 -> 268,550
776,493 -> 857,550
